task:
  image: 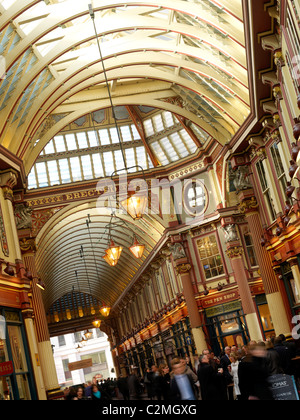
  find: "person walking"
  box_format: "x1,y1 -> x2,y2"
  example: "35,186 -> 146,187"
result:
170,358 -> 197,401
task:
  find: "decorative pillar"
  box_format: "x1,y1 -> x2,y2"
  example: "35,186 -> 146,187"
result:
0,170 -> 22,262
170,241 -> 207,354
239,190 -> 291,335
22,248 -> 61,398
175,263 -> 206,354
21,304 -> 47,400
223,223 -> 263,341
287,258 -> 300,301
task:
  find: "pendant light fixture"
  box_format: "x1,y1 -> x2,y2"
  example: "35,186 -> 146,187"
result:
84,330 -> 93,340
89,4 -> 148,220
101,214 -> 145,266
99,304 -> 111,317
129,236 -> 145,259
120,190 -> 148,221
92,318 -> 102,328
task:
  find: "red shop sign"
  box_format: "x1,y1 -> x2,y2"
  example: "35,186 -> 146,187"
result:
0,361 -> 14,376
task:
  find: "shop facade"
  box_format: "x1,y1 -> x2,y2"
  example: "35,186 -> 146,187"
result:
0,307 -> 37,400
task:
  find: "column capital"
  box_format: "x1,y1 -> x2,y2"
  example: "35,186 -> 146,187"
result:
238,194 -> 259,215
0,170 -> 18,193
287,257 -> 299,268
175,263 -> 192,275
226,246 -> 244,259
19,237 -> 37,254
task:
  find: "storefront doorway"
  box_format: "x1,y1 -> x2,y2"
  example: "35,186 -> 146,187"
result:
206,304 -> 249,356
0,308 -> 36,400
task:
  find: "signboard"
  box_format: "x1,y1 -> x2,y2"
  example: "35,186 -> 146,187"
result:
202,290 -> 239,309
269,374 -> 299,401
68,358 -> 93,372
0,361 -> 14,376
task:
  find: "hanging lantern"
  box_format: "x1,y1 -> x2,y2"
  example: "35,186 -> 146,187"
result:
100,305 -> 111,317
105,240 -> 123,266
103,253 -> 118,267
92,318 -> 101,328
120,191 -> 148,220
129,236 -> 145,259
84,330 -> 93,340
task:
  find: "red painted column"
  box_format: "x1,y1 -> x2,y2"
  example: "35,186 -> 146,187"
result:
239,190 -> 291,335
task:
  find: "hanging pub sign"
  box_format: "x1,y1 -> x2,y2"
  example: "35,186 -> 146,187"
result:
0,361 -> 14,376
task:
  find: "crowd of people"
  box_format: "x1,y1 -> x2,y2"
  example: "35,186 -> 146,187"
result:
64,334 -> 300,401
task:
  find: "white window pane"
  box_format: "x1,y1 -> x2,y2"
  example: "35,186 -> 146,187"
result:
131,124 -> 141,140
76,132 -> 88,149
151,142 -> 169,165
65,134 -> 77,151
136,146 -> 147,169
110,127 -> 119,144
44,139 -> 55,155
58,159 -> 71,184
81,155 -> 93,180
103,152 -> 114,176
28,169 -> 37,189
70,157 -> 82,181
114,150 -> 125,168
36,162 -> 48,187
153,114 -> 164,132
99,129 -> 110,146
120,126 -> 132,142
144,119 -> 154,137
180,130 -> 197,153
47,161 -> 60,186
87,131 -> 99,147
163,111 -> 174,128
92,154 -> 104,178
125,148 -> 136,169
160,138 -> 178,161
54,136 -> 66,152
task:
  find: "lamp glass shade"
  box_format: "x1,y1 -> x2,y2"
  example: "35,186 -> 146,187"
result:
129,238 -> 145,259
103,253 -> 118,267
120,193 -> 148,220
92,318 -> 101,328
84,330 -> 93,340
100,306 -> 111,317
105,240 -> 123,264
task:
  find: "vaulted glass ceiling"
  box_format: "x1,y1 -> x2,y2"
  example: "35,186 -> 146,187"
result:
0,0 -> 250,179
0,0 -> 252,313
28,108 -> 207,189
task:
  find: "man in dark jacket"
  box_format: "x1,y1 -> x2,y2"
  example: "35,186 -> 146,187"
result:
197,354 -> 224,401
238,343 -> 273,400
